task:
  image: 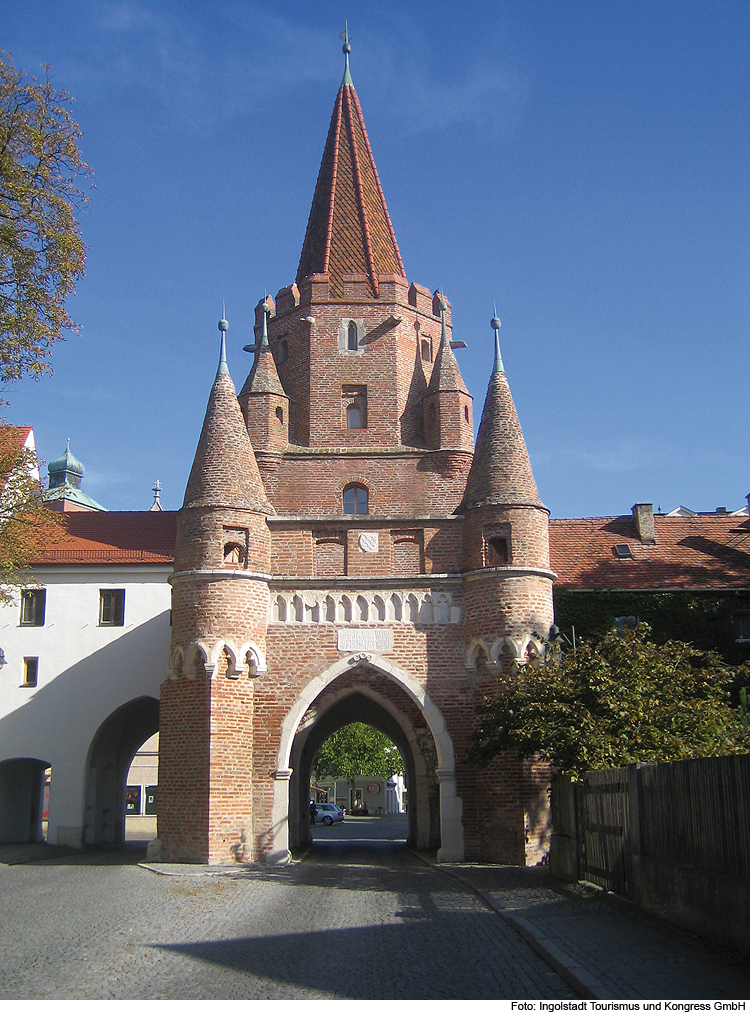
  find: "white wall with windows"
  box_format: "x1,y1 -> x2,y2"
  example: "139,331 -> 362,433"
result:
0,564 -> 171,846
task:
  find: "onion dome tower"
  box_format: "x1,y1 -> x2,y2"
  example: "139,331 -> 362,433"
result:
159,313 -> 275,864
423,294 -> 474,451
458,310 -> 554,670
45,441 -> 106,512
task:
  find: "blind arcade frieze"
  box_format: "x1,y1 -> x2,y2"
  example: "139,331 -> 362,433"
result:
270,588 -> 462,627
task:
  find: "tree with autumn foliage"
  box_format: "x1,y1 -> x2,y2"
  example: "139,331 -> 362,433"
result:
468,626 -> 750,780
0,426 -> 62,602
312,722 -> 404,810
1,50 -> 91,382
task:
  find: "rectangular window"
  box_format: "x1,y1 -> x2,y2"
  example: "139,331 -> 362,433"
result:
99,589 -> 125,627
125,785 -> 141,815
145,786 -> 158,815
20,590 -> 46,626
22,657 -> 38,688
734,613 -> 750,643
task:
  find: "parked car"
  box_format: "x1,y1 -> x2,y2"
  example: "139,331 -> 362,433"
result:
315,803 -> 345,826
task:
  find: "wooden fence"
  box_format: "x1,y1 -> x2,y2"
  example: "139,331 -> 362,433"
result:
551,754 -> 750,951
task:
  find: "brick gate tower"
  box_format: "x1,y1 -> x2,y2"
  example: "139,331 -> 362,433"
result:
157,37 -> 554,865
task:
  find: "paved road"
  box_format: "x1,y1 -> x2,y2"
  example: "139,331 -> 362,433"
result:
0,825 -> 574,1000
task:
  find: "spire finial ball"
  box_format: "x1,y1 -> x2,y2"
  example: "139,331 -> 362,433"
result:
218,317 -> 229,332
439,293 -> 448,312
343,40 -> 351,54
491,315 -> 501,330
262,299 -> 271,314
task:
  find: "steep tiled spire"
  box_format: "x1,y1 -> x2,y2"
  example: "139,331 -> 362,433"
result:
183,316 -> 275,514
458,314 -> 540,510
296,40 -> 406,299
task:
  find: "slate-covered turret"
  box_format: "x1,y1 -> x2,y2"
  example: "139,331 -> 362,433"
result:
159,314 -> 275,864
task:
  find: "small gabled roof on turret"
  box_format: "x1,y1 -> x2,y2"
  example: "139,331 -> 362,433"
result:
458,312 -> 540,511
296,36 -> 406,299
239,299 -> 287,399
183,315 -> 275,514
426,293 -> 469,394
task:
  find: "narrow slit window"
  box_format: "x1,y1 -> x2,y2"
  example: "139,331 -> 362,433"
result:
347,321 -> 358,351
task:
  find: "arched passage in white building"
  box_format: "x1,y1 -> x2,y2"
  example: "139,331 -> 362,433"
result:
0,757 -> 50,844
84,696 -> 159,845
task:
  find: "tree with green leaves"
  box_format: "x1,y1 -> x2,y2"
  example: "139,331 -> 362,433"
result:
468,626 -> 750,780
312,722 -> 404,811
1,50 -> 91,382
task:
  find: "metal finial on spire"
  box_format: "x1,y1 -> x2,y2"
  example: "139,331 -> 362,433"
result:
217,303 -> 229,377
149,479 -> 163,511
491,302 -> 504,374
438,290 -> 449,349
339,23 -> 353,86
260,294 -> 271,349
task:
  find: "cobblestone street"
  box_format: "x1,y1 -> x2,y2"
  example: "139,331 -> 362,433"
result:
0,823 -> 574,1000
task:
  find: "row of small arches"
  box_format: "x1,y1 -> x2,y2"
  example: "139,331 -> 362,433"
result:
465,635 -> 545,670
272,591 -> 459,626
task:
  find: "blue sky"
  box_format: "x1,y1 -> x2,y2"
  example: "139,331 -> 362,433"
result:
3,0 -> 749,517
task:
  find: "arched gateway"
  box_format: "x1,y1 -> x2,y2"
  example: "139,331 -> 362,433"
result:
155,40 -> 555,867
271,654 -> 463,864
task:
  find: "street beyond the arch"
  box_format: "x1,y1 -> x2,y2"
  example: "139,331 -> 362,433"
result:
1,817 -> 749,1001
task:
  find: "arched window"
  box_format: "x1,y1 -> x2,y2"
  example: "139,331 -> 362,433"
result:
347,404 -> 361,429
347,321 -> 358,351
343,484 -> 368,515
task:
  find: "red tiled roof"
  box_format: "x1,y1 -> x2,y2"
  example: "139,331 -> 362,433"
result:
38,511 -> 177,564
296,81 -> 406,299
551,514 -> 750,591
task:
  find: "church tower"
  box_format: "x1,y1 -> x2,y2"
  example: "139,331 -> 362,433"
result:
159,316 -> 275,863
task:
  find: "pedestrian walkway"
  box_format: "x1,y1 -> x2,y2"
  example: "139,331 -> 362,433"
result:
433,862 -> 750,1000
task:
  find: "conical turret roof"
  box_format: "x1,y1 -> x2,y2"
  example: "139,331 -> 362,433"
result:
458,330 -> 540,511
426,298 -> 469,394
183,343 -> 275,514
239,302 -> 286,399
296,52 -> 405,299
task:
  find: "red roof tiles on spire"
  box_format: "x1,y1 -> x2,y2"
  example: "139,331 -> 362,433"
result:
459,367 -> 541,511
183,368 -> 274,515
296,82 -> 406,299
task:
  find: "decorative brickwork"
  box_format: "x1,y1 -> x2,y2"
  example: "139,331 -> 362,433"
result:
160,51 -> 554,867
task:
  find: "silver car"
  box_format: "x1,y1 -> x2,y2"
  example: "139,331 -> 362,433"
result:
315,803 -> 345,826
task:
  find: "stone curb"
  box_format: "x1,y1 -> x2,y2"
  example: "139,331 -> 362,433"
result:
415,853 -> 609,1000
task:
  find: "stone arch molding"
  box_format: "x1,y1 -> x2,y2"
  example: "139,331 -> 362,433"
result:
169,638 -> 267,681
268,652 -> 464,865
464,633 -> 546,671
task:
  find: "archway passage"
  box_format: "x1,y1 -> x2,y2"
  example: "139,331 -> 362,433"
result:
309,719 -> 409,848
0,758 -> 50,844
84,697 -> 159,846
287,663 -> 442,856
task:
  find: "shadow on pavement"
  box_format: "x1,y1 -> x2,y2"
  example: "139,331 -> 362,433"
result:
152,913 -> 556,1000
